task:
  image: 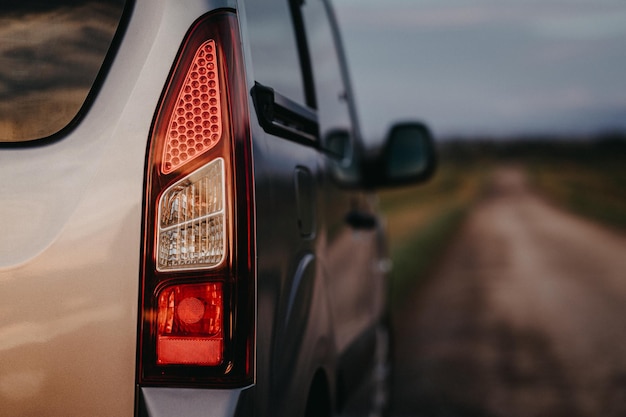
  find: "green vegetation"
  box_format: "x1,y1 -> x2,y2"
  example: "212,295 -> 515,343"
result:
380,160 -> 487,306
382,136 -> 626,306
526,145 -> 626,231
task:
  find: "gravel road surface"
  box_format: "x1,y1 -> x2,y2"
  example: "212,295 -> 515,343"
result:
391,166 -> 626,417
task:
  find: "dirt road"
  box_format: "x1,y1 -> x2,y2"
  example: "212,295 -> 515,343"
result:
391,166 -> 626,417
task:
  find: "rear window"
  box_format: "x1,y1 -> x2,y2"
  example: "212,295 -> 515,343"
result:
0,0 -> 127,143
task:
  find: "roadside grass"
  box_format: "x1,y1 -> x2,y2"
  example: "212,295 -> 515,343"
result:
381,136 -> 626,307
380,160 -> 488,306
527,153 -> 626,231
471,137 -> 626,231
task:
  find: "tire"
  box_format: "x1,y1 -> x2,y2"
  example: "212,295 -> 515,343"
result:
305,370 -> 332,417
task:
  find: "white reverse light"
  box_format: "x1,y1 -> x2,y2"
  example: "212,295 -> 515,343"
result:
157,158 -> 225,271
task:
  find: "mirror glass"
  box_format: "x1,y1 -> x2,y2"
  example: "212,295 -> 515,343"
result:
386,123 -> 434,182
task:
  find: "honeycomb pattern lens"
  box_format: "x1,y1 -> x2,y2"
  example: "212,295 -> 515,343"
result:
162,40 -> 222,174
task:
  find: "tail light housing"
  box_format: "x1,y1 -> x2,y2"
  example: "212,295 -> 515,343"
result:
137,10 -> 254,387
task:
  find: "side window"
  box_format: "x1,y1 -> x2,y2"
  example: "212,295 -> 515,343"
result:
0,0 -> 127,143
245,0 -> 307,105
301,0 -> 355,156
246,0 -> 355,154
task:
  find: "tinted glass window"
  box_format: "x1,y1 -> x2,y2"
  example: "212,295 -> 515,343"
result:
0,0 -> 126,142
245,0 -> 306,104
302,0 -> 353,139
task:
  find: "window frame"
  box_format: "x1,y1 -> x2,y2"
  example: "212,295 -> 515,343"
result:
250,0 -> 320,146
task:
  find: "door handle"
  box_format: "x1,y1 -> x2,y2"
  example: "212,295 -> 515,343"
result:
250,82 -> 319,144
345,209 -> 377,230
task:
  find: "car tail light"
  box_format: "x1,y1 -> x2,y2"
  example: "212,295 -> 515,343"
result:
157,282 -> 223,365
161,39 -> 223,174
137,10 -> 254,388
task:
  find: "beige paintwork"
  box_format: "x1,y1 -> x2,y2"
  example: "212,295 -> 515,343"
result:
0,0 -> 227,415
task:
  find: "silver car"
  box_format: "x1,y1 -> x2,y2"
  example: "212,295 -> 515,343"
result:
0,0 -> 434,416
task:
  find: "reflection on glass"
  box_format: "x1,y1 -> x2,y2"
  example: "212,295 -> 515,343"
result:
245,0 -> 306,105
0,0 -> 126,142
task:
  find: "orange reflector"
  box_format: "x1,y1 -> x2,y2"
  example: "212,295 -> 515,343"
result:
157,282 -> 223,365
162,39 -> 223,174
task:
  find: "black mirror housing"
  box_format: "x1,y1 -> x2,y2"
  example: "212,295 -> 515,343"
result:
362,121 -> 437,189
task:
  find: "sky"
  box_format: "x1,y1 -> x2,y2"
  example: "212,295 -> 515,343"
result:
333,0 -> 626,142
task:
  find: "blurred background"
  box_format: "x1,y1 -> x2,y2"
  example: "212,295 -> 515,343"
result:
333,1 -> 626,416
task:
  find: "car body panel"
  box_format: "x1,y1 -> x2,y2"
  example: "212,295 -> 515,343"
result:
0,1 -> 234,415
0,0 -> 393,415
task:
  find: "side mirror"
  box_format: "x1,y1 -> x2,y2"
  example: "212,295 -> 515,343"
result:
363,121 -> 437,188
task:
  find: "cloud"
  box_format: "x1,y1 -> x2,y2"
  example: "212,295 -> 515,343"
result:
531,11 -> 626,40
334,0 -> 626,138
335,0 -> 626,35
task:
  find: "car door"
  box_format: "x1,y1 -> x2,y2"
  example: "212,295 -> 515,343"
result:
300,0 -> 383,406
244,0 -> 380,414
244,0 -> 330,415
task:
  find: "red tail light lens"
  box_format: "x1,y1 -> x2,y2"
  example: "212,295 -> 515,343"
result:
138,10 -> 254,388
162,39 -> 223,174
157,282 -> 223,365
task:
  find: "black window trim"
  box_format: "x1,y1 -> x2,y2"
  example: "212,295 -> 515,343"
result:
288,0 -> 317,110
